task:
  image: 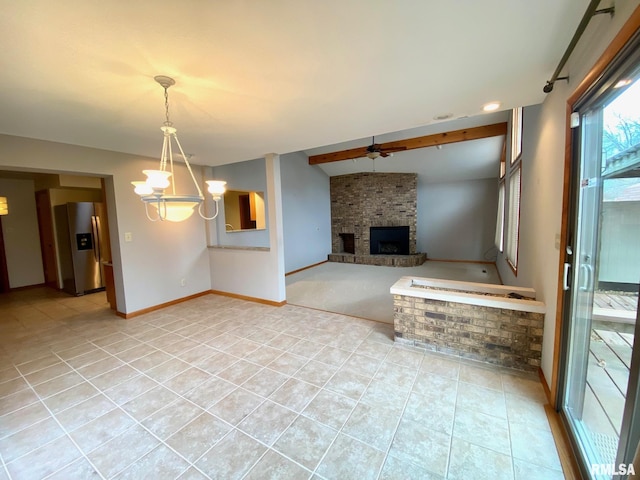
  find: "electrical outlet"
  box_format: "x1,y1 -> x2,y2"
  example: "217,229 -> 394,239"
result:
180,278 -> 186,287
124,232 -> 133,242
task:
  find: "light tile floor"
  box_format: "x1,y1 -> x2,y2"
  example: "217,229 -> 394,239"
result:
0,288 -> 565,479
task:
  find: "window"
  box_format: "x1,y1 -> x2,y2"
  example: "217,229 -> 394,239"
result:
511,107 -> 523,163
495,181 -> 505,251
502,106 -> 524,273
505,165 -> 521,271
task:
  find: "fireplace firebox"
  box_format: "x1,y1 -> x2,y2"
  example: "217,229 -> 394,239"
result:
370,226 -> 410,255
339,233 -> 355,254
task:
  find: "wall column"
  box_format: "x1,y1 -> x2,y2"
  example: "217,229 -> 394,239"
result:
265,153 -> 286,302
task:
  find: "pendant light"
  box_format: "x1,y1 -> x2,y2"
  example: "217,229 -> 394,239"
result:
131,75 -> 226,222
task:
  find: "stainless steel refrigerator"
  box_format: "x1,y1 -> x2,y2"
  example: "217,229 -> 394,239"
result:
54,202 -> 106,296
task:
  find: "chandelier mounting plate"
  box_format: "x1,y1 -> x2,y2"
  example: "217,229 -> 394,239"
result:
154,75 -> 176,89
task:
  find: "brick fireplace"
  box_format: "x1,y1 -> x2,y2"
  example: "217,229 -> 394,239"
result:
328,172 -> 426,267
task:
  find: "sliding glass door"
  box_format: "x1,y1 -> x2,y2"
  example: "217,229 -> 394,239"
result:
560,47 -> 640,479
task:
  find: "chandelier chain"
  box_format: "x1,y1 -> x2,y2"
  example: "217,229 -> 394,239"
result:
163,87 -> 172,126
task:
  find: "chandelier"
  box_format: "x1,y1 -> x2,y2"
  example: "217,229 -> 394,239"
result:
131,75 -> 226,222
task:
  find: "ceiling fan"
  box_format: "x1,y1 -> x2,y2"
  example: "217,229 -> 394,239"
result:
364,136 -> 406,159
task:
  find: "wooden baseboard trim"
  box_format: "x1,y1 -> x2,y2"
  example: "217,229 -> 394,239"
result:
285,260 -> 328,276
539,367 -> 554,406
495,264 -> 504,285
427,258 -> 496,265
545,404 -> 582,479
209,290 -> 286,307
118,291 -> 211,319
9,283 -> 47,292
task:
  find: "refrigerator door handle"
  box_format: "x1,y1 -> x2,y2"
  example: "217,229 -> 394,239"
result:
91,216 -> 99,263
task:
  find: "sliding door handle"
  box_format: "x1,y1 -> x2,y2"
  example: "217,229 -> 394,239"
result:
563,263 -> 571,291
579,264 -> 594,291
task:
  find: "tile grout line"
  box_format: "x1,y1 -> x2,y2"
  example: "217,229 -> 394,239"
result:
37,308 -> 362,479
236,328 -> 370,479
232,324 -> 382,479
7,366 -> 108,480
3,321 -> 223,478
376,348 -> 436,479
3,291 -> 560,479
309,336 -> 397,478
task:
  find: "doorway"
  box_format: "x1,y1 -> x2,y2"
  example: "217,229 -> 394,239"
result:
560,38 -> 640,478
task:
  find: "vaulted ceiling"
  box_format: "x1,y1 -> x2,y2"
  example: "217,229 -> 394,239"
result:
0,1 -> 586,168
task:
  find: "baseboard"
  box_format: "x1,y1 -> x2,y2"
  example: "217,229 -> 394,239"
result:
539,367 -> 554,406
426,258 -> 497,265
210,290 -> 286,307
117,291 -> 211,319
285,260 -> 328,276
545,404 -> 582,479
9,282 -> 47,291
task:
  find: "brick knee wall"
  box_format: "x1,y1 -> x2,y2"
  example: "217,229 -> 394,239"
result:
393,295 -> 543,371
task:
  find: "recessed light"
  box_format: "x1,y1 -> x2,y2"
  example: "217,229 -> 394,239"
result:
614,79 -> 633,88
483,102 -> 501,112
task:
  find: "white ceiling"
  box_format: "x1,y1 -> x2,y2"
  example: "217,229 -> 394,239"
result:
0,1 -> 587,170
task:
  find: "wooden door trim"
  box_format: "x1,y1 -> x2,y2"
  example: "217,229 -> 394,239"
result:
0,217 -> 9,293
550,4 -> 640,407
35,189 -> 59,288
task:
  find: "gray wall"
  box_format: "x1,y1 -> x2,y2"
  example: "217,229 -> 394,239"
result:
417,177 -> 498,261
0,177 -> 45,288
280,152 -> 331,273
497,103 -> 542,288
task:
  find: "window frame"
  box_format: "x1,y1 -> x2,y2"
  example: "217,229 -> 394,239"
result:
511,107 -> 523,164
495,180 -> 505,252
505,163 -> 522,274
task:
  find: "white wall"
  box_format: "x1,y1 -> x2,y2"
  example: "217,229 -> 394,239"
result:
0,134 -> 211,314
417,178 -> 498,261
0,177 -> 45,288
280,151 -> 331,273
496,1 -> 640,385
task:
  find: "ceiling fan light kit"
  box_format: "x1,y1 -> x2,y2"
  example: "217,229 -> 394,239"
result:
364,136 -> 406,160
131,75 -> 226,222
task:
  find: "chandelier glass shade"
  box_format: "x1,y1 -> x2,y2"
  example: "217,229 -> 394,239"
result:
131,76 -> 226,222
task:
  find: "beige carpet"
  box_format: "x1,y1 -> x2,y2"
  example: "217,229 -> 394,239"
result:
285,260 -> 501,324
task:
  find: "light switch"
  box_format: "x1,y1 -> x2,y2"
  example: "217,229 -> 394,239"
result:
124,232 -> 133,242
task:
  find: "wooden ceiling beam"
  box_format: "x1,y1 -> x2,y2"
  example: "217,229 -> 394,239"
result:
308,122 -> 508,165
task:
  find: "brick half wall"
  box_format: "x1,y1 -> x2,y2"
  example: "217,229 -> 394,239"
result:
394,295 -> 543,371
